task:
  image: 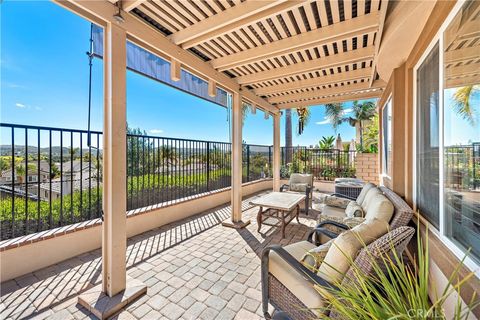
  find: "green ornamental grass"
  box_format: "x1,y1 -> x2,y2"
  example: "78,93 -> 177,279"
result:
315,225 -> 478,319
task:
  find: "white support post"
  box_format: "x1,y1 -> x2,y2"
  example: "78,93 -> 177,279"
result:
273,113 -> 281,191
78,21 -> 146,319
222,91 -> 250,228
102,21 -> 127,298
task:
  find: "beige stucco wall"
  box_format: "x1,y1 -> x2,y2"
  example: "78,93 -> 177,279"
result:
355,153 -> 379,184
0,180 -> 272,282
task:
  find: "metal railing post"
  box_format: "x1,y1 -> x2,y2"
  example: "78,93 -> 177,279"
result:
269,146 -> 272,177
246,145 -> 250,182
206,141 -> 210,191
304,147 -> 307,173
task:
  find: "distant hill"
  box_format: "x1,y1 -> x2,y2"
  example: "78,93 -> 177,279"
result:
0,145 -> 102,157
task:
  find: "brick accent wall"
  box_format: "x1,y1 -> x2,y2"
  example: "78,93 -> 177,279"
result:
355,153 -> 379,184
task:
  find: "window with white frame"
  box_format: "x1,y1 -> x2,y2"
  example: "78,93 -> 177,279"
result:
415,0 -> 479,264
382,98 -> 393,176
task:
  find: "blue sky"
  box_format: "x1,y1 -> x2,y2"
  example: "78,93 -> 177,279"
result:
2,1 -> 370,147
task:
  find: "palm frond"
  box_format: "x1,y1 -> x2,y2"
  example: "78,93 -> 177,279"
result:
324,103 -> 344,133
452,85 -> 479,126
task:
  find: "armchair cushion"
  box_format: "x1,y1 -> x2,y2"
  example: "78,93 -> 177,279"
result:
289,173 -> 313,189
320,205 -> 345,218
317,218 -> 389,284
269,241 -> 326,311
364,193 -> 394,222
360,187 -> 382,211
290,182 -> 309,193
324,195 -> 352,209
345,201 -> 364,218
356,182 -> 376,206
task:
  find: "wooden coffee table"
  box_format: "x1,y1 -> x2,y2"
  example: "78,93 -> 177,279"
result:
250,192 -> 306,238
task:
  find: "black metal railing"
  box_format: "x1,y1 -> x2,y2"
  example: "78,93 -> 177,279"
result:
0,123 -> 370,240
280,146 -> 357,180
0,123 -> 273,240
445,144 -> 480,191
0,123 -> 102,240
126,135 -> 232,210
243,144 -> 272,183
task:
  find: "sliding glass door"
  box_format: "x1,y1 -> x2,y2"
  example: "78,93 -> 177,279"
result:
416,43 -> 440,228
415,0 -> 479,264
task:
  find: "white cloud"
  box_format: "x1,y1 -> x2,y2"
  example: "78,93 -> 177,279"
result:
149,129 -> 164,134
315,119 -> 331,125
15,103 -> 26,108
343,108 -> 353,114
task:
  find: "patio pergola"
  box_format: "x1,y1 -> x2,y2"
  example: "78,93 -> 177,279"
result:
35,0 -> 445,317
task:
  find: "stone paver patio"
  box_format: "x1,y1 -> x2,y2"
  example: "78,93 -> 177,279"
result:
0,191 -> 321,320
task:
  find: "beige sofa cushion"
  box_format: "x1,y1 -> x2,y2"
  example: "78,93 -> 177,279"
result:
320,205 -> 346,218
364,193 -> 394,223
269,240 -> 326,311
356,183 -> 376,205
360,187 -> 382,211
317,219 -> 389,284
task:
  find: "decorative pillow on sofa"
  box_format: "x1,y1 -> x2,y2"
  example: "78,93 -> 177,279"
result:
301,240 -> 334,272
345,201 -> 364,218
324,196 -> 351,209
317,218 -> 390,284
290,183 -> 308,192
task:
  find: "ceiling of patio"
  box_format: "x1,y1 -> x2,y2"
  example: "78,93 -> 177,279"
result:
116,0 -> 387,109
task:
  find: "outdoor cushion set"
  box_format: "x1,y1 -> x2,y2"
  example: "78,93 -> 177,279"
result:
261,182 -> 414,320
280,173 -> 315,215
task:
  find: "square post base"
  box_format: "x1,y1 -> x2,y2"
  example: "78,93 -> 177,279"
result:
222,219 -> 251,229
77,278 -> 146,319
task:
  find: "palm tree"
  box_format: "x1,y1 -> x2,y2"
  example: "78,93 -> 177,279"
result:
343,100 -> 377,148
160,146 -> 177,166
285,109 -> 293,163
318,136 -> 335,150
324,103 -> 344,133
296,107 -> 311,135
452,85 -> 479,125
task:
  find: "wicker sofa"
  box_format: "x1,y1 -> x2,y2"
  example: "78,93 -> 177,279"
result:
309,185 -> 414,245
261,225 -> 415,319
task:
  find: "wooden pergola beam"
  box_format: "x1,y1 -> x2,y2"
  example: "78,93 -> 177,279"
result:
122,0 -> 145,12
445,61 -> 480,78
253,67 -> 372,96
277,90 -> 383,109
269,81 -> 385,104
444,46 -> 479,64
237,46 -> 375,85
58,0 -> 279,115
369,0 -> 388,87
169,0 -> 305,49
211,13 -> 379,71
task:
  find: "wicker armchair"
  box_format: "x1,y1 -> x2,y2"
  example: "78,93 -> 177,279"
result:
309,186 -> 414,245
261,226 -> 415,320
280,173 -> 314,215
